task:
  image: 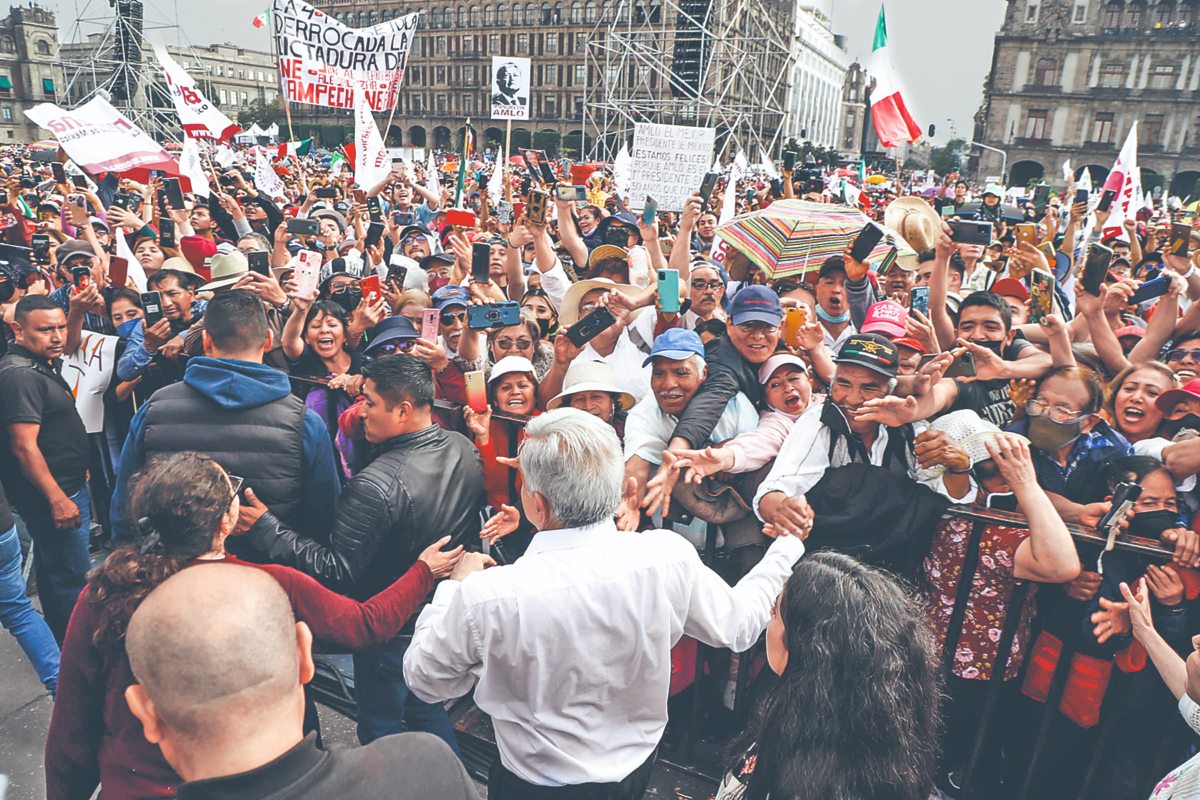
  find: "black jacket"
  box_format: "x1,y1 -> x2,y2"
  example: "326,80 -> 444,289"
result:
246,423 -> 486,598
671,336 -> 764,448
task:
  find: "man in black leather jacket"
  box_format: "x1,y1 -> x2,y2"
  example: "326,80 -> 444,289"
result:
240,354 -> 485,751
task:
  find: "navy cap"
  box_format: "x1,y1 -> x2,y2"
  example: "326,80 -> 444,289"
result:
419,253 -> 454,272
836,332 -> 899,378
431,284 -> 470,311
729,285 -> 782,326
364,316 -> 418,354
642,327 -> 707,367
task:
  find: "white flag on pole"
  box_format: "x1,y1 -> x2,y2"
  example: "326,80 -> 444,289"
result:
153,43 -> 240,141
114,225 -> 148,291
1101,123 -> 1139,242
253,149 -> 285,198
353,83 -> 390,190
425,149 -> 441,201
487,145 -> 505,206
179,137 -> 210,198
613,143 -> 632,200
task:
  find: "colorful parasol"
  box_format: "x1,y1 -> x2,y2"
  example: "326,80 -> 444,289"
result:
713,199 -> 908,279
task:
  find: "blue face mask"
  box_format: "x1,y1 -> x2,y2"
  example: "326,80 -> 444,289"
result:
116,318 -> 142,339
816,305 -> 850,325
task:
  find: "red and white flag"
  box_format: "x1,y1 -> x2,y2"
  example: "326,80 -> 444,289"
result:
153,44 -> 240,141
353,84 -> 390,190
1101,123 -> 1139,242
251,8 -> 269,28
866,4 -> 921,149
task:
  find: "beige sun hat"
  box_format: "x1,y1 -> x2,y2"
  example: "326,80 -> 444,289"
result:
916,409 -> 1030,481
546,358 -> 636,412
884,196 -> 942,254
196,251 -> 250,292
559,277 -> 643,327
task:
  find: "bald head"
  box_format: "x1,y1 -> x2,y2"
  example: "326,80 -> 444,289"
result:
126,563 -> 300,741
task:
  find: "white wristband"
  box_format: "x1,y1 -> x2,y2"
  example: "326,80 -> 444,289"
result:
1184,265 -> 1197,281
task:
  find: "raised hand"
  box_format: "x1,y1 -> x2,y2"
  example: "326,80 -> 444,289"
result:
418,535 -> 465,578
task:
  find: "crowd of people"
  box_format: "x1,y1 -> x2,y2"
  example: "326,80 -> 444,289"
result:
1,137 -> 1199,799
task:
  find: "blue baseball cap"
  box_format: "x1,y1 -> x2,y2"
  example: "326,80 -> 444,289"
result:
642,327 -> 707,367
729,285 -> 782,326
431,285 -> 470,311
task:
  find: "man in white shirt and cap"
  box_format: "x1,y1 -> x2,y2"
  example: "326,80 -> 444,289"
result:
403,408 -> 807,799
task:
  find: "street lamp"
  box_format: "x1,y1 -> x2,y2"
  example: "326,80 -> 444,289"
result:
970,140 -> 1007,184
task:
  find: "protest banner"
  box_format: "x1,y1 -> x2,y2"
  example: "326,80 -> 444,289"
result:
24,97 -> 180,178
353,83 -> 390,190
628,123 -> 715,213
63,332 -> 119,434
153,43 -> 241,141
179,137 -> 210,199
273,0 -> 419,111
254,148 -> 287,198
490,57 -> 531,121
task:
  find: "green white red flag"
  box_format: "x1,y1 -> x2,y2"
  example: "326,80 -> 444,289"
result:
866,5 -> 921,149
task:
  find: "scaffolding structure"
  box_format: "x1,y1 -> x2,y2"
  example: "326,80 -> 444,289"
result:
58,0 -> 202,140
582,0 -> 793,161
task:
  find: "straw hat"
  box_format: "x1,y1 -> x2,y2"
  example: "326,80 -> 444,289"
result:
197,251 -> 249,292
559,277 -> 642,327
884,197 -> 942,254
916,410 -> 1029,480
547,359 -> 635,412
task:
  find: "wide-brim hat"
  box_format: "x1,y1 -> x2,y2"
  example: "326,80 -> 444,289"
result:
559,277 -> 642,327
197,251 -> 250,292
587,243 -> 629,270
917,410 -> 1030,480
547,358 -> 635,412
488,355 -> 538,385
884,197 -> 942,253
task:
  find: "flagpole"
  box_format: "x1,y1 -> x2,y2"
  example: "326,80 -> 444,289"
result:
504,118 -> 513,203
268,7 -> 296,141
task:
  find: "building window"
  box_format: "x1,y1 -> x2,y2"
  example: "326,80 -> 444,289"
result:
1025,1 -> 1039,22
574,64 -> 586,84
0,75 -> 11,93
462,35 -> 473,54
512,3 -> 522,23
35,39 -> 50,55
585,0 -> 597,22
1034,58 -> 1058,86
240,92 -> 248,105
484,5 -> 495,25
546,32 -> 558,53
436,36 -> 446,54
436,94 -> 447,113
464,93 -> 474,114
1103,2 -> 1121,28
42,78 -> 54,94
545,94 -> 557,115
1125,7 -> 1141,27
220,89 -> 229,104
1024,109 -> 1048,139
489,34 -> 501,53
517,32 -> 529,51
436,65 -> 446,83
470,5 -> 481,25
1151,63 -> 1177,89
1090,111 -> 1115,143
1101,62 -> 1125,88
1,106 -> 11,121
570,0 -> 582,22
1155,2 -> 1173,26
1144,113 -> 1164,145
1072,0 -> 1087,22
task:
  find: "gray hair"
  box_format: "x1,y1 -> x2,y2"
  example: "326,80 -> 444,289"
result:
519,408 -> 623,528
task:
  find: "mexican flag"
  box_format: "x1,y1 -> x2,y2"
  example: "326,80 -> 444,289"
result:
866,5 -> 921,149
455,120 -> 475,207
275,139 -> 312,158
251,8 -> 269,28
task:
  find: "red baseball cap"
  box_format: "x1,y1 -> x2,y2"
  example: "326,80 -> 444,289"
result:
1156,377 -> 1200,414
991,278 -> 1030,302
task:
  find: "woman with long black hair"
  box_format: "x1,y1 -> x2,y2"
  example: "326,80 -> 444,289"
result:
716,551 -> 942,800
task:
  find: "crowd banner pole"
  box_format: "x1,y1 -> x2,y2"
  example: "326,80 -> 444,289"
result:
268,9 -> 296,141
504,119 -> 513,203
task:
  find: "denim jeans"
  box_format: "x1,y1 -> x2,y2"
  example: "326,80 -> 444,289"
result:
353,632 -> 461,754
0,525 -> 60,694
20,487 -> 93,643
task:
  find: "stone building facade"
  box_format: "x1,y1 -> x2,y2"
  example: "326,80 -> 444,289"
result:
0,4 -> 64,142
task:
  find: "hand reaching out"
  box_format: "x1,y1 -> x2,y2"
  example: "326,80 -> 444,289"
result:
418,535 -> 465,578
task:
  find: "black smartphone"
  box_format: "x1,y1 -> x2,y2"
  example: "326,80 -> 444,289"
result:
948,219 -> 993,245
698,172 -> 719,205
1169,222 -> 1191,257
1097,188 -> 1118,213
50,162 -> 66,182
538,161 -> 556,186
471,241 -> 491,284
944,350 -> 977,379
159,217 -> 176,248
365,221 -> 385,248
782,151 -> 797,172
566,306 -> 616,347
909,285 -> 930,315
286,218 -> 320,236
71,265 -> 91,289
0,188 -> 8,205
1033,184 -> 1050,215
1074,188 -> 1089,206
1080,243 -> 1112,296
163,177 -> 184,210
366,196 -> 383,223
315,186 -> 337,199
849,223 -> 885,263
30,233 -> 49,264
72,174 -> 88,190
329,257 -> 347,274
247,250 -> 270,276
141,291 -> 165,325
386,264 -> 407,287
604,224 -> 631,248
393,211 -> 415,226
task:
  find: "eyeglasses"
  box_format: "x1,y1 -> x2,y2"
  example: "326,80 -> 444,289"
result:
227,474 -> 245,501
440,310 -> 466,326
401,234 -> 423,245
372,340 -> 415,356
691,279 -> 724,291
495,337 -> 533,352
579,301 -> 600,315
1166,348 -> 1200,363
736,321 -> 777,336
1026,397 -> 1086,424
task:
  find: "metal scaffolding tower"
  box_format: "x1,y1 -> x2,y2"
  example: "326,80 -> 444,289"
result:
583,0 -> 794,161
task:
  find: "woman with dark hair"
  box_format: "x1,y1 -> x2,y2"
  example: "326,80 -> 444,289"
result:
45,451 -> 462,800
715,551 -> 942,800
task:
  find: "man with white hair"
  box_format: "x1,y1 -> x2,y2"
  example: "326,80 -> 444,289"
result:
403,408 -> 808,800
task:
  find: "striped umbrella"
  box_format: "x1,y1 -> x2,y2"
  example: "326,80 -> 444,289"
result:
714,199 -> 906,279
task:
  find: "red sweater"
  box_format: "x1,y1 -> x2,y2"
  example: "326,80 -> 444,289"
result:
44,554 -> 434,800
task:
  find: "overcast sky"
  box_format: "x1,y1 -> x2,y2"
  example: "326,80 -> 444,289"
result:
47,0 -> 1007,147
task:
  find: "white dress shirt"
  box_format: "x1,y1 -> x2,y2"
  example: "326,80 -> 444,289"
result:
623,390 -> 760,465
403,520 -> 804,787
751,398 -> 969,518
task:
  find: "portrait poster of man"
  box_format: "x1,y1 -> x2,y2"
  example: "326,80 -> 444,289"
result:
491,56 -> 531,120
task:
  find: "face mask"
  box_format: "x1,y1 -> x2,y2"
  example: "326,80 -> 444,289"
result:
1126,509 -> 1178,539
1164,414 -> 1200,439
428,275 -> 450,293
816,305 -> 850,325
116,318 -> 141,339
975,340 -> 1004,358
984,492 -> 1018,512
535,317 -> 557,338
0,280 -> 13,304
1027,414 -> 1084,452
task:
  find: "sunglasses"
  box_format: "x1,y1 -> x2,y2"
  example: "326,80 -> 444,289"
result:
371,340 -> 416,356
440,310 -> 467,326
1166,348 -> 1200,363
227,474 -> 245,500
